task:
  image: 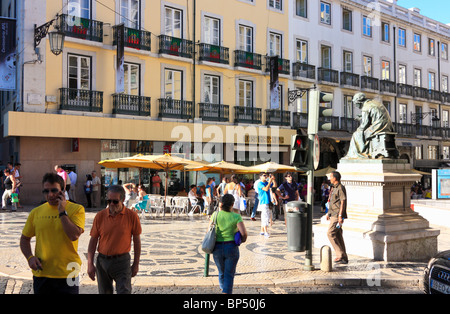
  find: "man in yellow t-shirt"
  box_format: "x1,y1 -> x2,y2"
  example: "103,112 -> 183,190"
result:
20,173 -> 85,294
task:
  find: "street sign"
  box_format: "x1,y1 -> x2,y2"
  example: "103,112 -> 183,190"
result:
313,134 -> 320,170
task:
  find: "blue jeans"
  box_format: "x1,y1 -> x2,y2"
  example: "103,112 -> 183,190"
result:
212,242 -> 240,294
251,194 -> 259,218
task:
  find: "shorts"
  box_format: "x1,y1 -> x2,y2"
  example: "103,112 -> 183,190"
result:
258,204 -> 270,227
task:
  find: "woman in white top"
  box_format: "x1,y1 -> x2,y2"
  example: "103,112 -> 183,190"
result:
223,175 -> 243,214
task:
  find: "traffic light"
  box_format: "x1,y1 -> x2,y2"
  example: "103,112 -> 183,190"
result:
290,132 -> 309,169
308,90 -> 334,134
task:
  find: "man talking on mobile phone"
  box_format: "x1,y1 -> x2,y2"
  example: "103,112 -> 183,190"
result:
20,173 -> 85,294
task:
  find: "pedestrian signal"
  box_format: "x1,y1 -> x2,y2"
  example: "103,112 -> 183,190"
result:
290,133 -> 309,169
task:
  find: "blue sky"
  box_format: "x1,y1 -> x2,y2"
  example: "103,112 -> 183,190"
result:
396,0 -> 450,24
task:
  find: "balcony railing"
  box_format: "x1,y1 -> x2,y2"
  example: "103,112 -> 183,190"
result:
59,88 -> 103,112
318,68 -> 339,84
292,62 -> 315,80
413,86 -> 428,99
198,43 -> 229,64
158,98 -> 193,119
428,89 -> 442,102
443,92 -> 450,104
265,109 -> 290,126
292,112 -> 340,130
112,94 -> 151,116
340,117 -> 359,133
264,56 -> 290,75
198,103 -> 229,122
158,35 -> 193,58
361,76 -> 379,91
234,106 -> 262,124
234,50 -> 262,70
113,25 -> 151,51
397,83 -> 413,97
340,72 -> 360,87
58,14 -> 103,42
380,80 -> 396,94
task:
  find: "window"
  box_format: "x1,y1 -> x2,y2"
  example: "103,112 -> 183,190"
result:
123,62 -> 139,95
429,38 -> 435,56
363,55 -> 372,76
381,60 -> 390,80
343,51 -> 352,72
296,0 -> 307,18
443,110 -> 449,128
239,80 -> 253,107
203,74 -> 220,104
68,0 -> 91,19
68,54 -> 91,90
269,0 -> 282,10
413,33 -> 421,52
164,69 -> 182,99
204,16 -> 220,45
398,28 -> 406,47
428,145 -> 438,160
443,146 -> 450,160
120,0 -> 139,29
442,43 -> 449,60
238,25 -> 253,52
429,72 -> 436,90
165,6 -> 182,38
296,39 -> 308,63
383,101 -> 391,115
269,32 -> 282,57
321,45 -> 331,68
399,104 -> 407,123
399,64 -> 406,84
342,8 -> 352,31
414,68 -> 421,87
443,75 -> 449,93
343,95 -> 353,118
320,2 -> 331,25
363,16 -> 372,37
382,22 -> 390,42
415,145 -> 422,160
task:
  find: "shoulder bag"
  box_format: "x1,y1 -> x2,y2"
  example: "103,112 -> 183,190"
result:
202,211 -> 218,254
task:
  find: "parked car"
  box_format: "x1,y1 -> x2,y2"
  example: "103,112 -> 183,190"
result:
423,250 -> 450,294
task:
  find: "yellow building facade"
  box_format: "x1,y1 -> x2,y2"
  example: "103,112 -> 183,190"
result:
3,0 -> 295,204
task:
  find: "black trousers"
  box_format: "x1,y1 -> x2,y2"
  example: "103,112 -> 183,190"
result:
33,276 -> 79,294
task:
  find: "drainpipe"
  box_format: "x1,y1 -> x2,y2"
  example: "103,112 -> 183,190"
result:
393,25 -> 397,124
192,0 -> 196,123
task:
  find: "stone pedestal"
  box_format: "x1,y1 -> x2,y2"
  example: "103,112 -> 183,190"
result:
313,159 -> 440,262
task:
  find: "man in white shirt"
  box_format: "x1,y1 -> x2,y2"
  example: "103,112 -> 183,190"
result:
68,170 -> 78,202
91,171 -> 101,208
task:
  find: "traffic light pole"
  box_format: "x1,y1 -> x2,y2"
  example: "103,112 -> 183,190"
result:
304,134 -> 315,271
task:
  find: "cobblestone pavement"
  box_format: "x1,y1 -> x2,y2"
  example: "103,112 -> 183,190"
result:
0,205 -> 447,294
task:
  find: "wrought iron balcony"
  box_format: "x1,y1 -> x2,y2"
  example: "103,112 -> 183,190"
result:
158,98 -> 193,119
361,76 -> 379,91
413,86 -> 428,99
340,72 -> 360,88
158,35 -> 193,58
112,94 -> 151,116
380,80 -> 396,94
234,50 -> 262,70
428,89 -> 442,102
292,112 -> 308,129
57,14 -> 103,42
265,109 -> 290,126
340,117 -> 359,133
442,92 -> 450,104
397,83 -> 413,97
292,62 -> 315,80
198,43 -> 229,64
198,103 -> 229,122
59,88 -> 103,112
113,25 -> 151,51
234,106 -> 262,124
318,68 -> 339,84
264,56 -> 290,75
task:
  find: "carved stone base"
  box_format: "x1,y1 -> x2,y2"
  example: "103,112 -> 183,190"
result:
313,159 -> 440,262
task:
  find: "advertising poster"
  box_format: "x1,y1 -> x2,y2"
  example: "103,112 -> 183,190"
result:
0,18 -> 16,90
116,23 -> 125,93
269,56 -> 279,109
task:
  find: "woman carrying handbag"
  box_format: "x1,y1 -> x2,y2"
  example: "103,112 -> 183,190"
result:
206,194 -> 247,294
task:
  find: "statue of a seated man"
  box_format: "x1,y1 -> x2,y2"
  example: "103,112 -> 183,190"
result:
344,93 -> 399,159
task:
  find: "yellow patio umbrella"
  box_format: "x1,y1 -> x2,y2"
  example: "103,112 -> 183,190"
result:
99,154 -> 207,213
313,165 -> 336,177
242,161 -> 304,174
185,160 -> 249,175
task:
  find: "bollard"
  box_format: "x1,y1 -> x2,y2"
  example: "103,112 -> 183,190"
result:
320,245 -> 332,272
204,253 -> 210,277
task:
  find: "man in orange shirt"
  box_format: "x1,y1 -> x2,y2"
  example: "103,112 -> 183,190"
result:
87,185 -> 142,294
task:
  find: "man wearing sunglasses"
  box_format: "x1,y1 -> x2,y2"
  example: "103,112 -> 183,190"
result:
87,185 -> 142,294
20,173 -> 85,294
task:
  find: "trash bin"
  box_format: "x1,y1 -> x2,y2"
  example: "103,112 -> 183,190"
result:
286,201 -> 308,252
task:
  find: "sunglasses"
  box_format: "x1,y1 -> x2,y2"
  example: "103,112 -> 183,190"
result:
107,199 -> 121,205
42,188 -> 60,194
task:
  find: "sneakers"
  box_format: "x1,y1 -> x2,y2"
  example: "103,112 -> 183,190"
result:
264,232 -> 270,238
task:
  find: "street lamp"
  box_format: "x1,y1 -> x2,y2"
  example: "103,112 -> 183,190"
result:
34,14 -> 65,56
